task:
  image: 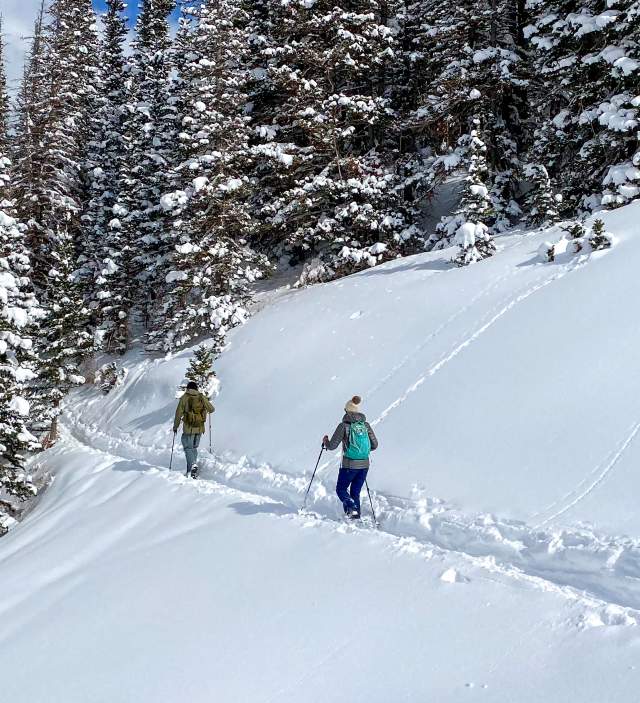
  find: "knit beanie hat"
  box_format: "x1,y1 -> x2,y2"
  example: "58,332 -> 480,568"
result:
345,395 -> 362,414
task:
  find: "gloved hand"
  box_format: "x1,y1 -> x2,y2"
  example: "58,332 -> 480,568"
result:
322,435 -> 329,449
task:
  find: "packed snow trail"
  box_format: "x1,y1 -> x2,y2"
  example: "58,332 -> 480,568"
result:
63,412 -> 640,616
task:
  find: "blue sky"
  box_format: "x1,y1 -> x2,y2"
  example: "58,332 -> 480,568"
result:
4,0 -> 179,89
91,1 -> 180,22
93,1 -> 138,20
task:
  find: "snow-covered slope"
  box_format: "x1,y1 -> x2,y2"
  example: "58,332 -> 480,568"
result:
2,203 -> 640,702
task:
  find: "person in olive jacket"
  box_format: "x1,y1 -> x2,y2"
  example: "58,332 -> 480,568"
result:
173,381 -> 214,478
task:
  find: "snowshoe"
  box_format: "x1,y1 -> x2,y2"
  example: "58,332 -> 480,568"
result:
348,509 -> 361,520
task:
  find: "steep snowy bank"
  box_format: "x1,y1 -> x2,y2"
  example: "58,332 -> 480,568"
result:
70,201 -> 640,532
2,203 -> 640,701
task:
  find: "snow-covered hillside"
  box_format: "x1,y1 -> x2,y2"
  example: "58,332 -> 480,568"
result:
2,203 -> 640,702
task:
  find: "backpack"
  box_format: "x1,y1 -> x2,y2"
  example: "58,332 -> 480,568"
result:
185,394 -> 207,427
344,421 -> 371,461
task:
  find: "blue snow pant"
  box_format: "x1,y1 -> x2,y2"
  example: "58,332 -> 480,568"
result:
181,433 -> 201,472
336,468 -> 368,514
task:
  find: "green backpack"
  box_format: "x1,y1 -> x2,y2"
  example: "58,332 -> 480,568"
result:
344,420 -> 371,461
185,394 -> 207,427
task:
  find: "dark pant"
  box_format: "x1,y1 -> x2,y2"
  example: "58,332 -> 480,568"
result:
336,468 -> 368,514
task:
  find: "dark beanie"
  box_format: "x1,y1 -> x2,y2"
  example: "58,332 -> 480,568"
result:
186,381 -> 198,390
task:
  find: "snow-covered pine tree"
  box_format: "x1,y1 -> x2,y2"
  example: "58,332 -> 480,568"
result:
13,0 -> 98,440
83,0 -> 132,354
0,58 -> 41,530
94,360 -> 127,394
145,0 -> 267,352
588,218 -> 614,250
402,0 -> 527,233
393,0 -> 473,219
0,17 -> 8,191
525,0 -> 640,212
0,214 -> 40,534
523,163 -> 561,226
122,0 -> 177,326
185,343 -> 217,393
241,0 -> 287,245
440,127 -> 497,265
251,0 -> 418,282
597,1 -> 640,208
12,1 -> 48,227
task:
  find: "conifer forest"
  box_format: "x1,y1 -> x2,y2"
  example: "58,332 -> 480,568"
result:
1,0 -> 639,524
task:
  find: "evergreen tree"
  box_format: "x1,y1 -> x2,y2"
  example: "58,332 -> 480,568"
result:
523,163 -> 560,226
0,50 -> 41,529
251,0 -> 418,281
147,0 -> 268,352
0,211 -> 41,534
12,1 -> 48,226
451,129 -> 497,265
526,0 -> 640,211
83,0 -> 132,354
0,17 -> 8,185
185,343 -> 216,392
13,0 -> 99,439
402,0 -> 527,231
588,218 -> 614,250
122,0 -> 177,326
94,360 -> 127,394
431,126 -> 496,261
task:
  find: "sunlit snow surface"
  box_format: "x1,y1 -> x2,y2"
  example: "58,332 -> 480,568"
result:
2,203 -> 640,701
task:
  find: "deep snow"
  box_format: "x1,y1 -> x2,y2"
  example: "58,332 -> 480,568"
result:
2,203 -> 640,701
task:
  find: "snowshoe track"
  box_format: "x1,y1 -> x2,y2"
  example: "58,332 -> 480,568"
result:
61,417 -> 640,625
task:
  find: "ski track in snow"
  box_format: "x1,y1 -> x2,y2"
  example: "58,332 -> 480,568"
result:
534,420 -> 640,529
318,256 -> 587,475
371,257 -> 587,429
362,268 -> 515,401
60,410 -> 640,627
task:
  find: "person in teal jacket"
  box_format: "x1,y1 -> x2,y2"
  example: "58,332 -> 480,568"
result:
323,395 -> 378,518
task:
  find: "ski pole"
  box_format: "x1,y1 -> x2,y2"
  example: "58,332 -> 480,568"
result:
169,431 -> 176,471
365,479 -> 378,526
302,446 -> 325,510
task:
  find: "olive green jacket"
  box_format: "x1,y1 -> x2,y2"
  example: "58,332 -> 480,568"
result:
174,389 -> 214,435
